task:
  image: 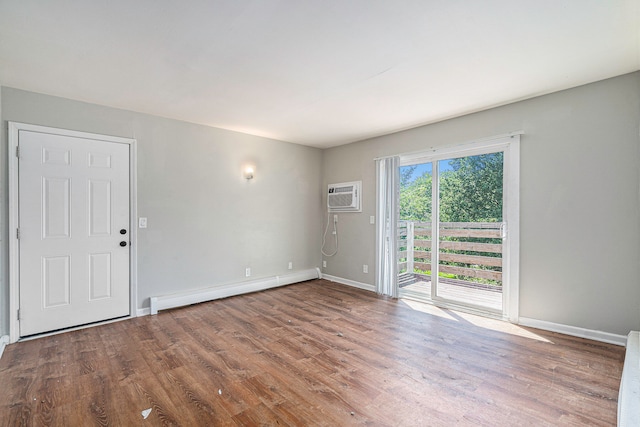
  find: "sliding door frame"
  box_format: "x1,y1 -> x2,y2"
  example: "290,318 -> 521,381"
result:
398,133 -> 520,322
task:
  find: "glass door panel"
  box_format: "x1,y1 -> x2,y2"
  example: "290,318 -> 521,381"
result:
398,163 -> 432,293
436,153 -> 504,312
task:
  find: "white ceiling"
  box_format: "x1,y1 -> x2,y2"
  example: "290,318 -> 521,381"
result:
1,1 -> 639,148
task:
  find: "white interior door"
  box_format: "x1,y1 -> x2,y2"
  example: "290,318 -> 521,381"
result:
18,130 -> 130,336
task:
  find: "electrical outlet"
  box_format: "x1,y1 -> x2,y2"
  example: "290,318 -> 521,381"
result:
333,214 -> 338,223
245,267 -> 251,277
288,261 -> 293,270
322,260 -> 327,268
138,217 -> 148,228
363,264 -> 368,273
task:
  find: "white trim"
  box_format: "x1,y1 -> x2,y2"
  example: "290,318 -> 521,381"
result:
518,317 -> 627,346
0,335 -> 9,360
503,136 -> 520,322
149,268 -> 320,315
8,122 -> 138,343
322,274 -> 376,293
431,159 -> 440,301
8,123 -> 21,343
399,138 -> 513,166
129,139 -> 139,318
391,131 -> 524,164
8,122 -> 136,144
136,307 -> 151,317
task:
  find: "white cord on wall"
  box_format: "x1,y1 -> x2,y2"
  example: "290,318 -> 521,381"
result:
321,213 -> 338,257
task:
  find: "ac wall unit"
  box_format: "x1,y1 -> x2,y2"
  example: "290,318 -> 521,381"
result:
328,181 -> 361,212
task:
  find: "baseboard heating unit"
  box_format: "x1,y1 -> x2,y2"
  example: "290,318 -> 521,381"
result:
618,331 -> 639,427
149,268 -> 321,315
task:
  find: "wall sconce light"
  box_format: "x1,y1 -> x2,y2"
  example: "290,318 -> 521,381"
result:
243,166 -> 254,180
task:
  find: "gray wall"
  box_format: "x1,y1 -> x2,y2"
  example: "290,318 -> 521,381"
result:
321,72 -> 640,336
0,87 -> 323,335
2,72 -> 639,339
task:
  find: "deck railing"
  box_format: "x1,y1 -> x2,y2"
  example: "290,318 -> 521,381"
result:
398,220 -> 503,288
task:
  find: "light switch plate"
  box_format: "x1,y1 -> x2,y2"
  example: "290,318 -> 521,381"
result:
138,217 -> 148,228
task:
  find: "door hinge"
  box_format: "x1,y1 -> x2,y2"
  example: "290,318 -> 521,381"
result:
17,309 -> 20,321
16,228 -> 20,240
16,145 -> 20,158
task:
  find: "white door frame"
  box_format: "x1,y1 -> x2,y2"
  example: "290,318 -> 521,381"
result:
8,122 -> 138,343
398,132 -> 520,323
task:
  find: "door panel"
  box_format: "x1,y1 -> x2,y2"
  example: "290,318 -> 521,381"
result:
43,256 -> 70,307
43,177 -> 71,238
89,253 -> 112,300
89,180 -> 112,236
19,130 -> 130,336
435,153 -> 504,312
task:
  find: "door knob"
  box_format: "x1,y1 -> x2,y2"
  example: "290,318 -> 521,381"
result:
120,241 -> 127,247
120,229 -> 127,235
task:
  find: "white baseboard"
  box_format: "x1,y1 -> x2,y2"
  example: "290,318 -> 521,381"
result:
136,307 -> 151,317
150,268 -> 321,315
0,335 -> 10,360
518,317 -> 627,346
321,274 -> 376,293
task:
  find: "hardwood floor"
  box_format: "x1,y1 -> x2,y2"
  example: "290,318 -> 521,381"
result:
0,280 -> 624,426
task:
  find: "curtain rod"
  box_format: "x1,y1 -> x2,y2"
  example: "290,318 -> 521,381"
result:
373,130 -> 524,161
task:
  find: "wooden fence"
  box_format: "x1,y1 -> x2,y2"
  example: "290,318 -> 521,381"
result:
398,221 -> 503,285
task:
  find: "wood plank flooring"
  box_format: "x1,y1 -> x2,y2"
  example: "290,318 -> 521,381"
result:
0,280 -> 624,426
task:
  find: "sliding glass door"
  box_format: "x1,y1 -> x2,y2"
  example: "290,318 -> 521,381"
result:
397,136 -> 519,319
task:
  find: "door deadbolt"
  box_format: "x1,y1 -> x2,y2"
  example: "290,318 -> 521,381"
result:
120,241 -> 127,247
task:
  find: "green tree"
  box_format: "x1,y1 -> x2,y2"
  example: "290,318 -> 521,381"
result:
399,152 -> 503,222
400,172 -> 432,221
439,153 -> 503,222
